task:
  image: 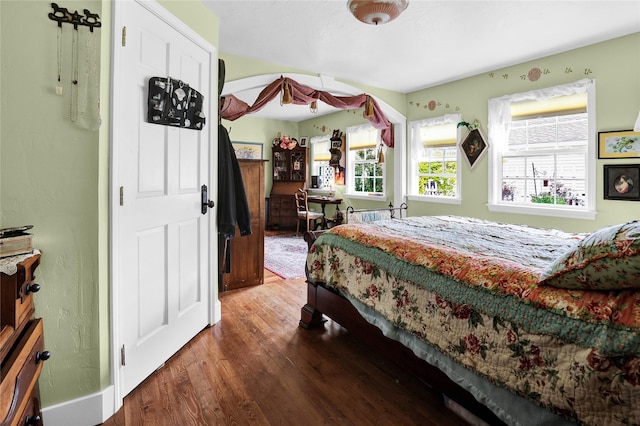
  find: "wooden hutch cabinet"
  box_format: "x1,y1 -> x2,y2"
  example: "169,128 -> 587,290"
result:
220,159 -> 267,292
268,145 -> 307,229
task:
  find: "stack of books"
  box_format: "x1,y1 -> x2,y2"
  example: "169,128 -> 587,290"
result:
0,226 -> 33,258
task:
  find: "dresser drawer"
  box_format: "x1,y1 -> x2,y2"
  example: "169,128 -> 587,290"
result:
1,319 -> 47,426
0,254 -> 40,360
15,388 -> 42,426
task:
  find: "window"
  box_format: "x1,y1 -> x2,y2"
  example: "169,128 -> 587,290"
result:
488,79 -> 596,219
310,135 -> 334,190
346,124 -> 385,197
408,114 -> 461,202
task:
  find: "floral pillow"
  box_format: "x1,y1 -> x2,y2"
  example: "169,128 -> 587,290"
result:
539,220 -> 640,290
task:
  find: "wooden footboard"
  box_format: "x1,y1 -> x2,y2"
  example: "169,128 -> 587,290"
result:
300,230 -> 506,426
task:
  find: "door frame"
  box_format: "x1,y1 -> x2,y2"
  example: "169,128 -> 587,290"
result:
109,0 -> 220,411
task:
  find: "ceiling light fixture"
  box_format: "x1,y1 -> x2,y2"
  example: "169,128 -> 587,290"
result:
347,0 -> 409,25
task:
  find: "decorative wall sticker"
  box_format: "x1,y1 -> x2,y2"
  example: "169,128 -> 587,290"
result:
491,63 -> 598,83
527,67 -> 542,81
409,99 -> 460,113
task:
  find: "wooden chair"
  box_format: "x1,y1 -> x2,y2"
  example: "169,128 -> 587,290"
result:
294,190 -> 324,237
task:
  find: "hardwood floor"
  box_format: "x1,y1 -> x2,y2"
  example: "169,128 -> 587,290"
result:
101,272 -> 469,426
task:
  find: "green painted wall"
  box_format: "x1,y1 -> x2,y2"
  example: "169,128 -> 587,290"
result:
1,0 -> 104,406
0,0 -> 219,408
224,116 -> 297,194
404,33 -> 640,233
224,33 -> 640,234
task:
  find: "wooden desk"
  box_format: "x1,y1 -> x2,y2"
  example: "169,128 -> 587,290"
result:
306,195 -> 343,229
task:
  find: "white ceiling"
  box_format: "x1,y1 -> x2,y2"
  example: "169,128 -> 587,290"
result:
204,0 -> 640,121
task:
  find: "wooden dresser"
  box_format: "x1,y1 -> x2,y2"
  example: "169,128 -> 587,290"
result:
220,160 -> 267,292
1,253 -> 49,426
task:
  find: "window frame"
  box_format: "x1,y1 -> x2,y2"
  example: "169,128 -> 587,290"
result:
407,113 -> 462,205
310,135 -> 334,192
345,124 -> 386,200
488,79 -> 597,220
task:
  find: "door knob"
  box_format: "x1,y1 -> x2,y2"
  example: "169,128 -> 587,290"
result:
201,184 -> 215,214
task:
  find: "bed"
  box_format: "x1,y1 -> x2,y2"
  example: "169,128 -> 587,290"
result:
300,214 -> 640,426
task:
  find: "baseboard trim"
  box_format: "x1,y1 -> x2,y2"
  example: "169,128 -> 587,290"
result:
42,385 -> 118,426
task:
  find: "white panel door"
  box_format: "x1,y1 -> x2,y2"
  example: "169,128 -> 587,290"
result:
112,0 -> 214,397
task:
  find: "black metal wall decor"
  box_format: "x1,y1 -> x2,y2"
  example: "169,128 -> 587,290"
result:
48,2 -> 102,130
148,77 -> 206,130
48,2 -> 101,31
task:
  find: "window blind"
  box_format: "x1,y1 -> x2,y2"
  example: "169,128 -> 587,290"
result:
420,122 -> 457,147
347,125 -> 378,150
312,137 -> 331,162
511,93 -> 587,120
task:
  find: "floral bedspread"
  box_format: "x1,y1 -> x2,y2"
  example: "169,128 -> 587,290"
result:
307,216 -> 640,425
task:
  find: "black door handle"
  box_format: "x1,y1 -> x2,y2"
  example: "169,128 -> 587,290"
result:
201,184 -> 214,214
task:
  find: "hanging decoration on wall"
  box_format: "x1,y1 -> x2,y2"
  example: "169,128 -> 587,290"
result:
220,76 -> 394,147
376,143 -> 385,164
329,130 -> 346,185
147,77 -> 206,130
48,3 -> 102,31
48,3 -> 102,130
458,120 -> 489,170
55,24 -> 63,95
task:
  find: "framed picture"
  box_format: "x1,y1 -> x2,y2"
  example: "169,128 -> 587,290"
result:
598,130 -> 640,159
232,141 -> 263,160
460,128 -> 488,170
603,164 -> 640,200
299,136 -> 308,148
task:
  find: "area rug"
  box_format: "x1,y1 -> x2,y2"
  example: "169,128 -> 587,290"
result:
264,234 -> 308,279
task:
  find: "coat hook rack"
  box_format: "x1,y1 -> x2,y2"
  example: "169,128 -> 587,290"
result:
48,2 -> 101,32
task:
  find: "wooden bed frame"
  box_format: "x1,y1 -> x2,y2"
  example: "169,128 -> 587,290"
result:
300,230 -> 507,426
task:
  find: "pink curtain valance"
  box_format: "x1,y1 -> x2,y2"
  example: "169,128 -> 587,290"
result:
219,76 -> 394,147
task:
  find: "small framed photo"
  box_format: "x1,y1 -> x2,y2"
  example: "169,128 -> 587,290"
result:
603,164 -> 640,200
598,130 -> 640,159
460,128 -> 488,170
232,141 -> 263,160
299,136 -> 308,148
